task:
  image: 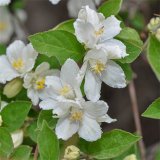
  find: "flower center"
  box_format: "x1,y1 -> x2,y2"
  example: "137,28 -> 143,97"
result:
12,59 -> 24,70
70,111 -> 83,121
0,22 -> 7,31
36,78 -> 45,90
59,85 -> 71,96
91,61 -> 105,75
95,26 -> 104,36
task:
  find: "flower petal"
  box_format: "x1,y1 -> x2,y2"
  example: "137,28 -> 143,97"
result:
101,15 -> 121,41
0,0 -> 11,6
27,89 -> 39,105
0,55 -> 19,83
56,116 -> 79,140
100,39 -> 128,59
98,114 -> 117,123
101,60 -> 126,88
78,115 -> 102,141
39,99 -> 58,110
84,100 -> 108,118
84,69 -> 102,102
49,0 -> 61,5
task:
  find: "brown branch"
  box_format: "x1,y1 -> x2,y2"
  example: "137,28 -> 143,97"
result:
128,81 -> 146,160
34,145 -> 39,160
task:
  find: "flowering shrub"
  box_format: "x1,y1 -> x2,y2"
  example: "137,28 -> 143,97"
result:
0,0 -> 159,160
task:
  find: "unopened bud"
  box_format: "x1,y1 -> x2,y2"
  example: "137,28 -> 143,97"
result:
123,154 -> 137,160
64,145 -> 80,160
3,78 -> 23,98
0,115 -> 3,126
11,129 -> 24,148
147,17 -> 160,32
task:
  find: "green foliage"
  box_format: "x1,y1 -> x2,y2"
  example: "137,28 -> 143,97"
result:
147,35 -> 160,81
37,121 -> 59,160
0,127 -> 14,158
79,129 -> 141,159
29,30 -> 85,65
142,98 -> 160,119
155,146 -> 160,160
37,110 -> 57,130
1,101 -> 32,132
9,145 -> 32,160
98,0 -> 122,17
116,27 -> 143,63
0,44 -> 6,55
54,19 -> 75,34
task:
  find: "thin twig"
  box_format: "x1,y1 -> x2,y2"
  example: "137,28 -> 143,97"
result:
128,81 -> 146,160
34,145 -> 39,160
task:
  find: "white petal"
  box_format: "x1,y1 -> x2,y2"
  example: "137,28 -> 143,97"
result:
98,114 -> 117,123
27,89 -> 39,105
39,99 -> 57,110
101,60 -> 126,88
84,100 -> 108,118
49,0 -> 61,5
101,15 -> 121,41
11,130 -> 23,148
0,55 -> 19,83
0,7 -> 13,43
100,39 -> 128,59
84,69 -> 102,102
78,115 -> 102,141
56,116 -> 79,140
67,0 -> 97,18
0,0 -> 11,6
60,59 -> 79,87
74,20 -> 96,48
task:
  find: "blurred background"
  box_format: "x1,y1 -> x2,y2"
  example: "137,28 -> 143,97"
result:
4,0 -> 160,159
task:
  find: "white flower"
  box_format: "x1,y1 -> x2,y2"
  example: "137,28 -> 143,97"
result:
23,62 -> 59,105
67,0 -> 101,17
0,7 -> 13,43
74,6 -> 126,51
0,40 -> 38,84
40,98 -> 116,141
44,59 -> 82,101
81,48 -> 126,102
0,0 -> 11,6
11,129 -> 24,148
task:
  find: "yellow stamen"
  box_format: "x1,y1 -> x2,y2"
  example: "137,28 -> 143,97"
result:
36,78 -> 45,90
0,22 -> 7,31
92,61 -> 105,74
12,59 -> 24,70
95,27 -> 104,36
59,85 -> 71,96
70,111 -> 83,121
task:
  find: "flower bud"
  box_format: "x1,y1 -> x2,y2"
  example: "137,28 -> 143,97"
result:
147,17 -> 160,32
64,145 -> 80,160
0,115 -> 3,126
3,78 -> 23,98
123,154 -> 137,160
11,129 -> 24,148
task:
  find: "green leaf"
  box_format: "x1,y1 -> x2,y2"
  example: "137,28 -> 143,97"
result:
98,0 -> 122,17
29,30 -> 85,65
1,101 -> 32,132
54,19 -> 75,34
155,146 -> 160,160
142,98 -> 160,119
9,145 -> 32,160
147,35 -> 160,81
116,27 -> 143,63
117,62 -> 133,81
35,54 -> 60,69
0,43 -> 6,55
38,121 -> 59,160
37,110 -> 57,130
26,121 -> 38,143
79,129 -> 141,159
0,127 -> 14,158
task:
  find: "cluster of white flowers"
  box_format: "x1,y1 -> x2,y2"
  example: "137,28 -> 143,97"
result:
0,6 -> 128,142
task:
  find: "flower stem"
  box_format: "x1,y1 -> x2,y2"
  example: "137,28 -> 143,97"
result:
34,145 -> 39,160
128,81 -> 146,160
